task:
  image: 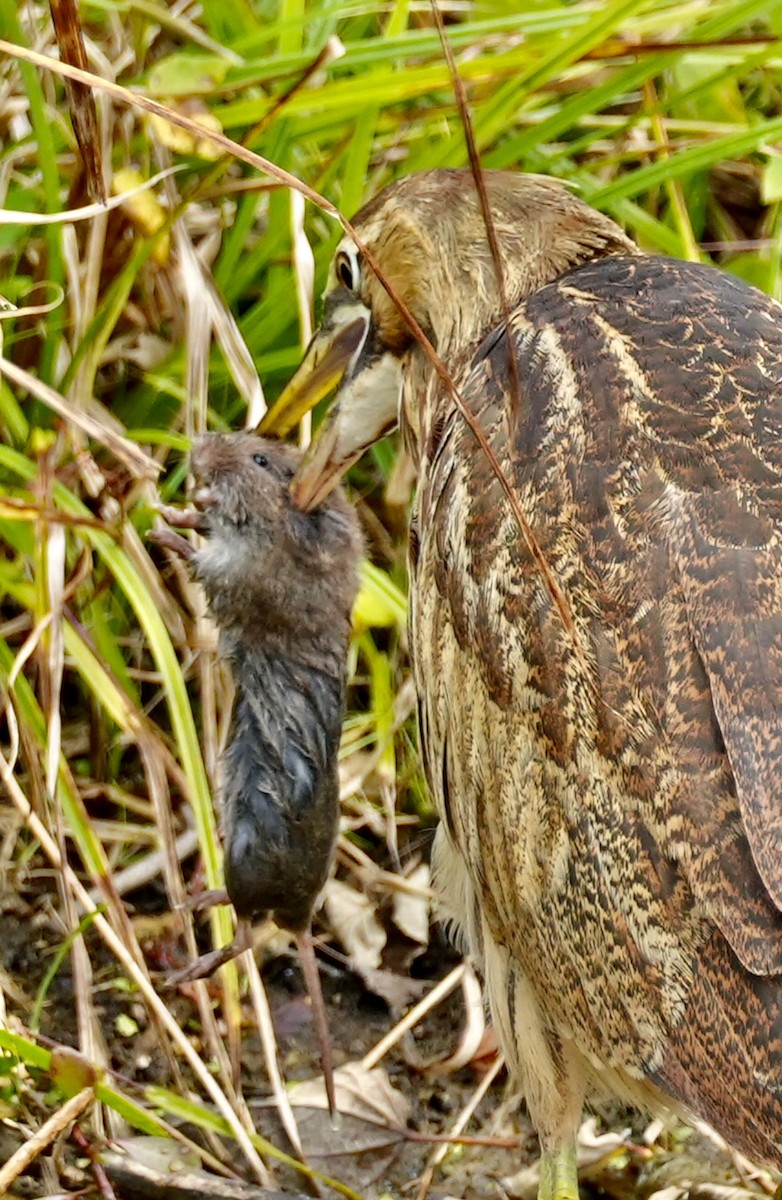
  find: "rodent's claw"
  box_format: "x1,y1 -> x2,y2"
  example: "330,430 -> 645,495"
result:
191,485 -> 218,512
177,887 -> 229,915
150,501 -> 208,556
156,502 -> 207,531
165,944 -> 239,987
165,923 -> 254,988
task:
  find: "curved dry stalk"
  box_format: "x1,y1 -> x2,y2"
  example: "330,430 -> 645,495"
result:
0,167 -> 180,223
0,36 -> 594,671
0,355 -> 159,479
0,40 -> 339,215
431,0 -> 523,418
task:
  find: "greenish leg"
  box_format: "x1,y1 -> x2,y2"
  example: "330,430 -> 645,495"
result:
539,1144 -> 580,1200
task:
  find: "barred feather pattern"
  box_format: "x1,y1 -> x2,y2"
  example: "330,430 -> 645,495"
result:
410,255 -> 782,1162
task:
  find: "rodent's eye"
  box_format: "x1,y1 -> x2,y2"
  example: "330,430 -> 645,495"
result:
336,250 -> 360,293
253,453 -> 268,468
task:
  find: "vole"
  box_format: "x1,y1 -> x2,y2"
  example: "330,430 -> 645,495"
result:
151,432 -> 362,1118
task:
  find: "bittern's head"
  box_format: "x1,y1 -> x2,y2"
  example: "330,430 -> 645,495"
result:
263,169 -> 634,508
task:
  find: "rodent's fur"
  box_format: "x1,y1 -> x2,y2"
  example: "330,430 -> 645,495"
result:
189,433 -> 362,930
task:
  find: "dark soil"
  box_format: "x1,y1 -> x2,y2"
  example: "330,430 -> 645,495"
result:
0,879 -> 532,1200
0,881 -> 759,1200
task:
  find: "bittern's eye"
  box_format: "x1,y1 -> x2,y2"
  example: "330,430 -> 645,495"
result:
253,453 -> 268,468
336,251 -> 359,292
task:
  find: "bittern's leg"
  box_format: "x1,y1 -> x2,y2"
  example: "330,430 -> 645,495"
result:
539,1145 -> 579,1200
480,937 -> 584,1200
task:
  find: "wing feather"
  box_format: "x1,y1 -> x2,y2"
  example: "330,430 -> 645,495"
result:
519,257 -> 782,971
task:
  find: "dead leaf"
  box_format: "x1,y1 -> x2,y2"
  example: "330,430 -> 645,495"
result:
423,962 -> 486,1075
102,1137 -> 306,1200
290,1061 -> 409,1126
324,878 -> 386,972
283,1063 -> 411,1191
104,1137 -> 201,1174
357,965 -> 428,1010
391,863 -> 431,945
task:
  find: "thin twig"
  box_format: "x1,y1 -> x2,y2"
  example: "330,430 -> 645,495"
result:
361,964 -> 466,1070
431,0 -> 523,420
244,947 -> 307,1160
414,1054 -> 504,1200
0,1087 -> 95,1194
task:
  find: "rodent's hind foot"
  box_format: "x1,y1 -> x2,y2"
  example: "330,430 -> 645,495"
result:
176,887 -> 230,915
149,523 -> 198,561
165,922 -> 254,987
148,501 -> 208,559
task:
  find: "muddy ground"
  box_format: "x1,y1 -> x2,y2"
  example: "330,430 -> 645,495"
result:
0,879 -> 766,1200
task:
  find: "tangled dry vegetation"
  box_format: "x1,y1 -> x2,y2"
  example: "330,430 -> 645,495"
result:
2,1 -> 782,1197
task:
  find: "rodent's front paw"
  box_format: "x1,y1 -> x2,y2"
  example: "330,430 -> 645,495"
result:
156,503 -> 207,531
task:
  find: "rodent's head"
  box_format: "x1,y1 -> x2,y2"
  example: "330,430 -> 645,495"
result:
189,433 -> 362,648
190,432 -> 298,527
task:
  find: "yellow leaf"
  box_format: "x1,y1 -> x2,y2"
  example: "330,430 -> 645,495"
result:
148,110 -> 222,162
112,168 -> 169,264
352,562 -> 406,631
50,1047 -> 98,1097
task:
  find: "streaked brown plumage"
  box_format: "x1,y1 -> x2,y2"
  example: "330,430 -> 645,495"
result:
264,169 -> 782,1197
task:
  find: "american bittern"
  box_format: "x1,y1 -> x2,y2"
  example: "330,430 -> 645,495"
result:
264,169 -> 782,1199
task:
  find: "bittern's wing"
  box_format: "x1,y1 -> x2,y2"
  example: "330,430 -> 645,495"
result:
478,255 -> 782,968
525,256 -> 782,959
415,255 -> 782,1158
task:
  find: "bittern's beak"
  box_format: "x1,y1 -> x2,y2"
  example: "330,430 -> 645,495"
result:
263,298 -> 404,511
260,312 -> 370,438
291,345 -> 402,509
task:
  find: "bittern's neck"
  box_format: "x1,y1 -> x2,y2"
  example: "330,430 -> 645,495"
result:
399,206 -> 637,458
431,235 -> 635,361
402,345 -> 458,465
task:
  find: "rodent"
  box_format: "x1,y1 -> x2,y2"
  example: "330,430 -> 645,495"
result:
157,432 -> 361,930
152,432 -> 362,1114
